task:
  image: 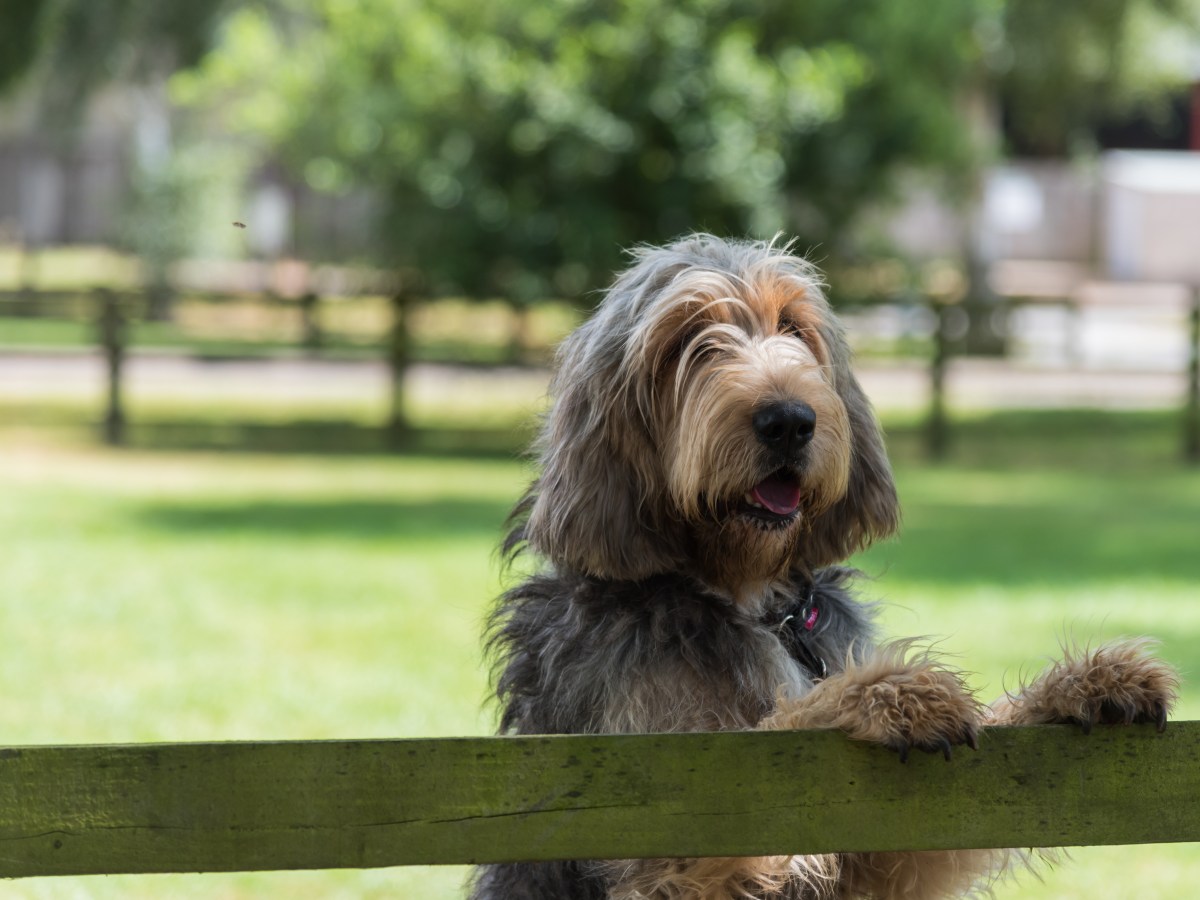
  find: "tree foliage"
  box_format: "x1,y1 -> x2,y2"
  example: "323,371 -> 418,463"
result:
7,0 -> 1199,295
0,0 -> 232,119
996,0 -> 1200,155
176,0 -> 985,299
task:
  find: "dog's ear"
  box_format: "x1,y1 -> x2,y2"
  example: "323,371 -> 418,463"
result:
802,312 -> 899,567
515,316 -> 685,580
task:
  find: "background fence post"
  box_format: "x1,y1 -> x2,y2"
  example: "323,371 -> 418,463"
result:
96,287 -> 126,446
1186,287 -> 1199,464
300,291 -> 322,355
927,299 -> 950,461
387,289 -> 412,449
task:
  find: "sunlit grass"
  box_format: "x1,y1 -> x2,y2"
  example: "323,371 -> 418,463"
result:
2,448 -> 518,899
0,400 -> 1197,897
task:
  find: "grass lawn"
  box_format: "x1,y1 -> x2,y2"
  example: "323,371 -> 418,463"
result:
1,402 -> 1198,898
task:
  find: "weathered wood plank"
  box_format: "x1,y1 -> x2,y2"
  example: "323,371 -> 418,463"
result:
1,723 -> 1199,878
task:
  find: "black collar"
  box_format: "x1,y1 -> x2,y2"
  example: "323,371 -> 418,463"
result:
764,579 -> 827,681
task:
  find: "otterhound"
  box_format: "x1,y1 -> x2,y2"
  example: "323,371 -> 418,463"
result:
471,234 -> 1179,899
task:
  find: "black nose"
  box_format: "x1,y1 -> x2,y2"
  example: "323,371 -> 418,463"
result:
752,401 -> 816,458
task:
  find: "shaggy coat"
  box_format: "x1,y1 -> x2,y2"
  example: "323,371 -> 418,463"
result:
471,235 -> 1178,900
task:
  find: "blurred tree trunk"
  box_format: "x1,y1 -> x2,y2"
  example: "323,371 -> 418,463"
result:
962,246 -> 1006,356
960,80 -> 1007,357
144,276 -> 175,322
387,288 -> 415,449
507,299 -> 535,365
300,291 -> 322,356
97,287 -> 126,446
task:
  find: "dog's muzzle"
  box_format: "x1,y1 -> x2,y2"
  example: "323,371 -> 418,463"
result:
752,400 -> 816,463
738,401 -> 815,526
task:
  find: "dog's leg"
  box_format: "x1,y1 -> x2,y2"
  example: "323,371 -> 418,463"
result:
764,643 -> 1004,900
990,637 -> 1179,730
982,638 -> 1180,891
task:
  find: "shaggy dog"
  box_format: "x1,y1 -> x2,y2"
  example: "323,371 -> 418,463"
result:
470,234 -> 1179,899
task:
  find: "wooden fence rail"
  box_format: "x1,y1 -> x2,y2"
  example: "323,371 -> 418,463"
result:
3,722 -> 1199,879
3,284 -> 1199,461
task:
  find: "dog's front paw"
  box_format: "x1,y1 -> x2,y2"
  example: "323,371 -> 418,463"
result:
846,658 -> 982,762
997,637 -> 1180,733
768,643 -> 982,762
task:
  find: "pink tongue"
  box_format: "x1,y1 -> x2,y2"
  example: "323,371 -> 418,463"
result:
752,475 -> 802,515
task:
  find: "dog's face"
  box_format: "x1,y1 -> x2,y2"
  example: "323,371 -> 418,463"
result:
518,235 -> 898,597
644,264 -> 857,593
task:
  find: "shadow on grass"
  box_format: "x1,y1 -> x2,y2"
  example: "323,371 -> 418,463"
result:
3,399 -> 1189,466
137,497 -> 513,539
883,408 -> 1190,470
109,408 -> 1187,465
866,499 -> 1200,587
865,412 -> 1200,587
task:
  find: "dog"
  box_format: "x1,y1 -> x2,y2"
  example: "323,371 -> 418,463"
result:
470,234 -> 1179,899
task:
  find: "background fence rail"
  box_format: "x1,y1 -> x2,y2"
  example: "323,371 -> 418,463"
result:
3,722 -> 1199,879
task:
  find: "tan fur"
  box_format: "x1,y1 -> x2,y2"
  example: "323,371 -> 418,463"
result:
991,637 -> 1179,729
765,642 -> 983,750
837,849 -> 1007,900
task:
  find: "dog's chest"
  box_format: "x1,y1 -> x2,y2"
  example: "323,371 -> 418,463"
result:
589,588 -> 819,733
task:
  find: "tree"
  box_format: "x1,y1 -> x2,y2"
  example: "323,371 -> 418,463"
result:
0,0 -> 233,117
996,0 -> 1200,156
174,0 -> 987,303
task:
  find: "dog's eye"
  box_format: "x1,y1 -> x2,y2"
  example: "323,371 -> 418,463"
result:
679,325 -> 704,349
778,315 -> 829,364
778,317 -> 807,341
655,325 -> 703,372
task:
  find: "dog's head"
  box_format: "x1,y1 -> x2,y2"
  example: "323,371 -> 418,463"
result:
513,234 -> 898,596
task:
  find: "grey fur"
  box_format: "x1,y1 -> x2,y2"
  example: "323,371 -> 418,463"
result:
473,236 -> 897,899
472,570 -> 874,900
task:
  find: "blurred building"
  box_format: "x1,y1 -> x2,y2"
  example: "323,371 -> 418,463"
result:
0,89 -> 377,261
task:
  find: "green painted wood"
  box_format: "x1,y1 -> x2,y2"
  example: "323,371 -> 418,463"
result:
2,723 -> 1199,878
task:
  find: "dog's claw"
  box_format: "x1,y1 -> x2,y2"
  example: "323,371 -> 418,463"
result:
889,732 -> 973,763
1077,697 -> 1172,734
965,728 -> 980,752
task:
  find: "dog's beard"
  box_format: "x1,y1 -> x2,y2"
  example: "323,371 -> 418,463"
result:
683,449 -> 855,600
684,473 -> 811,600
690,506 -> 803,601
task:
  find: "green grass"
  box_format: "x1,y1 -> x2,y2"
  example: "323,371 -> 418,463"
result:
2,448 -> 519,898
0,405 -> 1198,898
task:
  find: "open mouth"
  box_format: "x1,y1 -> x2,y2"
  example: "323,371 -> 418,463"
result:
740,469 -> 803,526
